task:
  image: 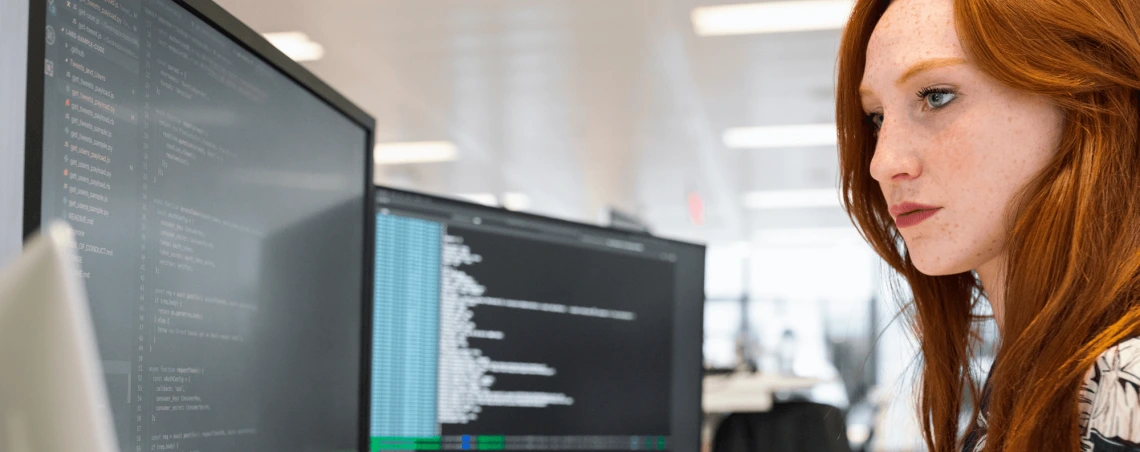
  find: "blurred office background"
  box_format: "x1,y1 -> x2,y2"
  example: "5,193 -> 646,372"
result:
209,0 -> 969,450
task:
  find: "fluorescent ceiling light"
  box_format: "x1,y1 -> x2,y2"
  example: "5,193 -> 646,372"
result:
724,123 -> 837,149
456,193 -> 498,206
262,32 -> 325,62
742,189 -> 840,209
693,1 -> 855,36
374,141 -> 458,165
502,192 -> 531,211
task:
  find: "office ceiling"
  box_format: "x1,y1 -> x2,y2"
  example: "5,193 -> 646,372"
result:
212,0 -> 849,245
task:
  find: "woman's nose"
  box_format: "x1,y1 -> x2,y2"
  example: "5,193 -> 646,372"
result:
869,120 -> 922,184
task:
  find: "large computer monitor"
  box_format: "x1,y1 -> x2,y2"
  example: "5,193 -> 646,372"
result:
370,187 -> 706,452
24,0 -> 375,451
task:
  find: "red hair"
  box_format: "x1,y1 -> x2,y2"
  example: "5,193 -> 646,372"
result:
836,0 -> 1140,450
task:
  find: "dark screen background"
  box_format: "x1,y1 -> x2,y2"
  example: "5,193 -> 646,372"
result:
441,225 -> 675,436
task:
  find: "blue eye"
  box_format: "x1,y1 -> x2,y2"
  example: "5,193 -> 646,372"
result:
918,87 -> 957,109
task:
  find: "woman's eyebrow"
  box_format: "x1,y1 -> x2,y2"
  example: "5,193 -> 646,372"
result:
857,57 -> 965,102
896,57 -> 966,86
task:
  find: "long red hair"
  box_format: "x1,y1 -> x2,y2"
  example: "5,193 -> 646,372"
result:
836,0 -> 1140,450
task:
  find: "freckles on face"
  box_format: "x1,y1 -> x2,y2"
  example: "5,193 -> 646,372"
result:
861,0 -> 1064,276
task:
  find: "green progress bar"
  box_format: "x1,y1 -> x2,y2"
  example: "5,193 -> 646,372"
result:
371,437 -> 442,451
475,436 -> 505,450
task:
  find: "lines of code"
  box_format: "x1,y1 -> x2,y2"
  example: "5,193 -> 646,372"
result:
436,224 -> 674,435
40,0 -> 367,450
370,214 -> 677,450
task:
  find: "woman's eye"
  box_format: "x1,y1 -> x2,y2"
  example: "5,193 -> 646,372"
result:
868,113 -> 884,129
922,89 -> 956,109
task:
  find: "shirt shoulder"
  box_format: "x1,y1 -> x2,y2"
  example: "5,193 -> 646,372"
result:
1081,337 -> 1140,452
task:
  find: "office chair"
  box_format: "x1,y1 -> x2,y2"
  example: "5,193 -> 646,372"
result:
712,401 -> 853,452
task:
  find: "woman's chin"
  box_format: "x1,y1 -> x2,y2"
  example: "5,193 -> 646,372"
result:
909,249 -> 973,277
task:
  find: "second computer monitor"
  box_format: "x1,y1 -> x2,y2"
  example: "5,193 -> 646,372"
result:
371,187 -> 705,452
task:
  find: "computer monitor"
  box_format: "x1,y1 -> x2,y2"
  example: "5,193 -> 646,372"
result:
24,1 -> 375,450
370,187 -> 706,452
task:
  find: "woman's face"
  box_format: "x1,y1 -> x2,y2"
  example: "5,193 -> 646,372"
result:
859,0 -> 1064,276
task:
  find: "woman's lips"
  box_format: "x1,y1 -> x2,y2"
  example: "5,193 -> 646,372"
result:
889,202 -> 942,228
894,207 -> 942,228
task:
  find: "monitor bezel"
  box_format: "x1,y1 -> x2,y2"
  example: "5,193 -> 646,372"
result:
23,1 -> 377,450
372,184 -> 707,451
374,185 -> 706,252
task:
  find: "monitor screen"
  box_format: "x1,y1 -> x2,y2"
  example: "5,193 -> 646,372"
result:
370,188 -> 706,452
29,0 -> 373,450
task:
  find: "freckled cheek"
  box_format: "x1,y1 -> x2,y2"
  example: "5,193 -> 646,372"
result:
926,124 -> 978,181
924,124 -> 999,247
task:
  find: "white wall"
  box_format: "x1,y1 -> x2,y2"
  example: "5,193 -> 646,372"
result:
0,0 -> 28,266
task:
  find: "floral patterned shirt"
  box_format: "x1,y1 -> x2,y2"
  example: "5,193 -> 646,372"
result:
963,338 -> 1140,452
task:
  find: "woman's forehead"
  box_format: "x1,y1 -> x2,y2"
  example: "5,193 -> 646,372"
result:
863,0 -> 967,86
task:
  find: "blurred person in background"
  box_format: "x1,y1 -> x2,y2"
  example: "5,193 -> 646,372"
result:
836,0 -> 1140,450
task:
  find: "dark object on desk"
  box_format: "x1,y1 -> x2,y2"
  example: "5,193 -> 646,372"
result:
703,367 -> 737,376
713,402 -> 852,452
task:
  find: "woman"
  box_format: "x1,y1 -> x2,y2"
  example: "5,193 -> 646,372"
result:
837,0 -> 1140,450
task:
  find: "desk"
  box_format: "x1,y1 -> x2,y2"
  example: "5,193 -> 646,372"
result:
703,373 -> 821,413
